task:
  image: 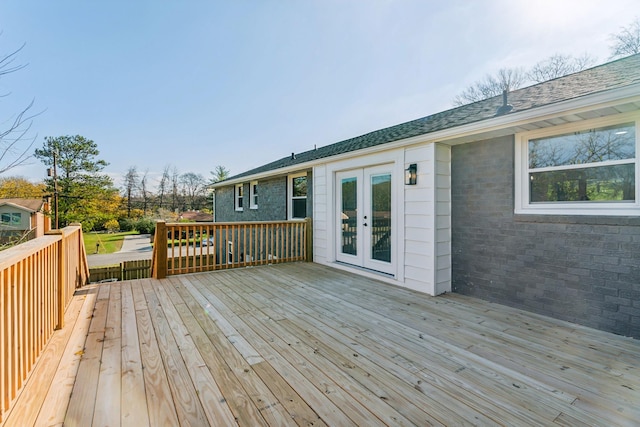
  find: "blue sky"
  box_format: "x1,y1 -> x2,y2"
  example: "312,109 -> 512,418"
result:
0,0 -> 637,188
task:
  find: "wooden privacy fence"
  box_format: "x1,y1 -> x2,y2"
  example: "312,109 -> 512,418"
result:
0,224 -> 89,423
152,219 -> 312,279
89,259 -> 151,282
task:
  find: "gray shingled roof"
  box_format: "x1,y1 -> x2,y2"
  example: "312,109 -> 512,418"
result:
0,198 -> 45,212
224,54 -> 640,181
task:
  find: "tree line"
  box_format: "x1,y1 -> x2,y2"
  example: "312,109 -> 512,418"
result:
0,134 -> 229,233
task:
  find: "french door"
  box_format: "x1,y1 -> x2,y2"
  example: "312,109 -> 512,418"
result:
336,165 -> 394,275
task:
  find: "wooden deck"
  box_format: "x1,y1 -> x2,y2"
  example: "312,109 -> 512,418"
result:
4,263 -> 639,426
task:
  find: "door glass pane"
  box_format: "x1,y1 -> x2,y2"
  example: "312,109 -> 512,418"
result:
341,177 -> 357,255
371,174 -> 391,263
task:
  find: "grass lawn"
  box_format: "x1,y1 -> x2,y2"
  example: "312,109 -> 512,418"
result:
84,231 -> 139,254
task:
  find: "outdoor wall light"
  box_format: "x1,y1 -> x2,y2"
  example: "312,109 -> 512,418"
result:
405,163 -> 417,185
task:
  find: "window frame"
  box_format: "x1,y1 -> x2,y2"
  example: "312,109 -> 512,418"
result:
515,114 -> 639,216
288,172 -> 308,219
1,212 -> 21,225
249,180 -> 258,209
235,183 -> 244,212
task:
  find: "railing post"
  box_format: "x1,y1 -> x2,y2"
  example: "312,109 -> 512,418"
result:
46,229 -> 66,330
305,217 -> 313,262
153,221 -> 168,279
70,222 -> 90,286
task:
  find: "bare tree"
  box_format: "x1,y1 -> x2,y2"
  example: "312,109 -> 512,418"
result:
452,67 -> 527,106
170,166 -> 180,212
0,40 -> 38,175
180,172 -> 206,210
122,166 -> 138,218
452,53 -> 599,106
610,17 -> 640,58
140,169 -> 149,215
157,164 -> 171,210
527,53 -> 595,83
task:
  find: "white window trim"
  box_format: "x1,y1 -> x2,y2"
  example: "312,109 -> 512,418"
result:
515,113 -> 640,216
249,180 -> 258,209
235,183 -> 244,211
288,172 -> 307,219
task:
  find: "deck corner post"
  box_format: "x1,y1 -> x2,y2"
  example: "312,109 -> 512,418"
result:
305,217 -> 313,262
153,221 -> 168,279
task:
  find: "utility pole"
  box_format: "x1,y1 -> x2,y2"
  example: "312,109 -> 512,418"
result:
53,149 -> 59,229
46,150 -> 60,230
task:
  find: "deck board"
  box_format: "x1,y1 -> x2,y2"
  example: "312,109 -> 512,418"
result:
4,262 -> 640,427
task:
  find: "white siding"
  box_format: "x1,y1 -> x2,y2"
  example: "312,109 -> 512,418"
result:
312,165 -> 328,262
310,143 -> 452,297
404,144 -> 435,295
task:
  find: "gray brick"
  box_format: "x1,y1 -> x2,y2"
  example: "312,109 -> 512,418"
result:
604,296 -> 631,306
451,137 -> 640,338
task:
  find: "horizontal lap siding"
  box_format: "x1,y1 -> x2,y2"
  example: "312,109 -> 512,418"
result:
312,165 -> 328,263
404,145 -> 435,294
451,135 -> 640,338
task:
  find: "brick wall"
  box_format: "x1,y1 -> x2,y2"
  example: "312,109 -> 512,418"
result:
451,135 -> 640,338
215,176 -> 287,222
214,171 -> 313,222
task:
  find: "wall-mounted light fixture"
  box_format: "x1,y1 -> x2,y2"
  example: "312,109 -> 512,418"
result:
405,163 -> 417,185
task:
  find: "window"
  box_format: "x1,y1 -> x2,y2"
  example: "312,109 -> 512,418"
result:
515,115 -> 639,215
1,212 -> 21,225
250,181 -> 258,209
288,173 -> 308,219
235,184 -> 244,211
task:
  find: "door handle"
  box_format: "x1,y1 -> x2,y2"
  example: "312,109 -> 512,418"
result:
363,223 -> 368,227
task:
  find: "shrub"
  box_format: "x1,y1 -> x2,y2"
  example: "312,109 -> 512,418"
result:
104,219 -> 120,233
118,217 -> 136,232
135,218 -> 156,235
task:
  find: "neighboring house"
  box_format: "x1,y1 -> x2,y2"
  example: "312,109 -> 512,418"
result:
0,198 -> 51,244
211,54 -> 640,338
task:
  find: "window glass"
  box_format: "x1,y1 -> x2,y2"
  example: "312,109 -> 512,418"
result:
235,184 -> 244,210
290,174 -> 308,218
293,176 -> 307,197
292,199 -> 306,218
529,123 -> 635,168
530,164 -> 635,202
527,122 -> 636,203
1,213 -> 21,224
251,182 -> 258,207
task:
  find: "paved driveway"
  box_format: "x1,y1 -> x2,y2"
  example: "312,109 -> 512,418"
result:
86,234 -> 152,267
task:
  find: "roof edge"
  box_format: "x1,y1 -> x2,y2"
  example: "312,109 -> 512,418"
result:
212,81 -> 640,187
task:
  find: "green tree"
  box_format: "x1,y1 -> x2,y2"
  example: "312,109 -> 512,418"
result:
0,176 -> 45,198
209,165 -> 230,184
34,135 -> 119,229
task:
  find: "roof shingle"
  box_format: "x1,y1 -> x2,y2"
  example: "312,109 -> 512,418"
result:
224,54 -> 640,181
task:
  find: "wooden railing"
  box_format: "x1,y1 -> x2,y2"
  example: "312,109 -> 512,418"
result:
0,224 -> 89,423
151,219 -> 312,279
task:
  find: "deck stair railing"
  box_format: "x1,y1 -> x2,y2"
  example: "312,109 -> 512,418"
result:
0,223 -> 89,423
151,219 -> 312,279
